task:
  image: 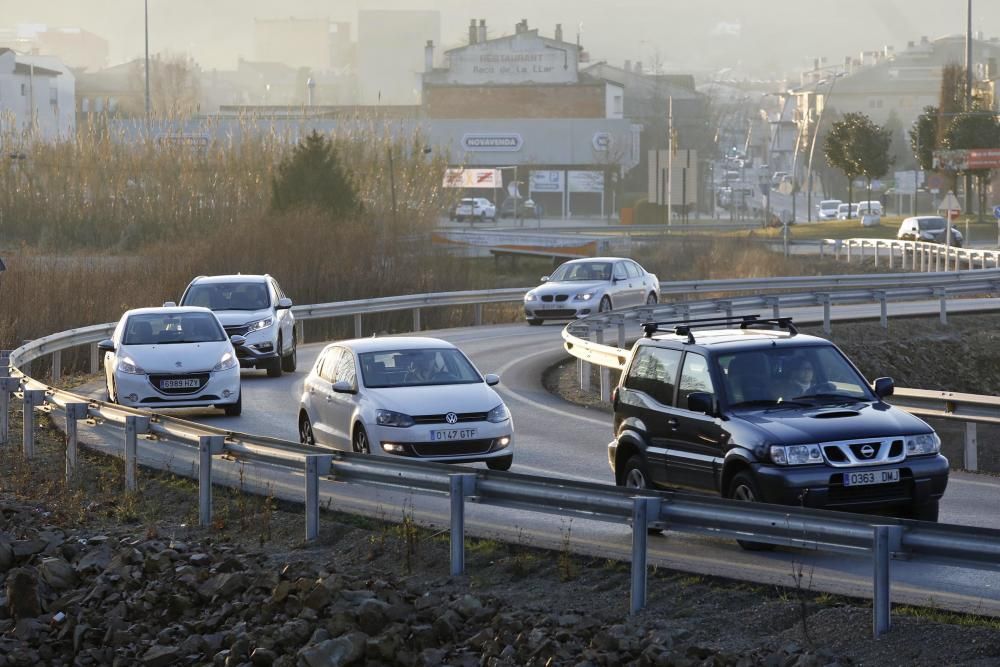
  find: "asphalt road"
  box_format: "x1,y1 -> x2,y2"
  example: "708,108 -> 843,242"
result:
74,298 -> 1000,614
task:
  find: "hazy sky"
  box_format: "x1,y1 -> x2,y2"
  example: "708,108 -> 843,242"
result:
7,0 -> 1000,77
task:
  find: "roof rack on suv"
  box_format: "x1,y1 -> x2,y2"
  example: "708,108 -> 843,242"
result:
641,314 -> 797,343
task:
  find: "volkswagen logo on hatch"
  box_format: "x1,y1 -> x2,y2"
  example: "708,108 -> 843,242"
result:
445,412 -> 458,425
860,445 -> 876,458
175,361 -> 183,368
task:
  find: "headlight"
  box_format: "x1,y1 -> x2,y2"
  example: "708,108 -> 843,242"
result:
524,292 -> 537,302
487,403 -> 510,423
376,409 -> 414,428
213,351 -> 237,372
573,292 -> 595,301
905,433 -> 940,456
116,357 -> 145,374
246,317 -> 273,332
769,444 -> 823,465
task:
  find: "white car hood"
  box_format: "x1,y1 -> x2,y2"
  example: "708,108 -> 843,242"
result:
367,383 -> 502,415
531,280 -> 608,296
212,309 -> 272,327
120,342 -> 231,374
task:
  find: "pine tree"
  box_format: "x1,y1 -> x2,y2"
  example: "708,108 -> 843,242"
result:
271,131 -> 358,217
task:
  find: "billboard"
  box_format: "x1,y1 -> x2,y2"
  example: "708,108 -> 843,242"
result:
567,171 -> 605,193
443,168 -> 502,188
530,170 -> 564,192
932,148 -> 1000,171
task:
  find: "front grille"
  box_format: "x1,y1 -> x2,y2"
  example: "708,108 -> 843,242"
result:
412,412 -> 488,425
534,309 -> 577,318
555,294 -> 569,302
539,295 -> 570,303
410,439 -> 496,457
820,438 -> 906,467
541,295 -> 554,302
148,373 -> 210,395
224,325 -> 251,337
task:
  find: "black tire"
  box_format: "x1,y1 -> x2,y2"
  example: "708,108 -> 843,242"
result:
728,472 -> 776,551
598,296 -> 613,313
912,499 -> 939,522
621,455 -> 663,535
352,424 -> 371,454
223,392 -> 242,417
486,455 -> 513,471
267,336 -> 284,378
527,318 -> 543,326
281,334 -> 297,373
299,413 -> 316,446
646,292 -> 658,305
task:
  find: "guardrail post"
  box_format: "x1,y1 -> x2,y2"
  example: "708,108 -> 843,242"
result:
935,288 -> 947,325
296,320 -> 305,346
819,241 -> 825,259
899,244 -> 907,271
412,308 -> 421,332
818,294 -> 831,335
124,415 -> 149,492
353,314 -> 362,338
873,525 -> 903,638
0,377 -> 19,446
872,242 -> 879,270
595,326 -> 610,402
90,343 -> 99,374
887,243 -> 894,270
578,327 -> 591,393
64,402 -> 88,483
199,435 -> 224,528
835,240 -> 842,262
718,300 -> 733,322
846,241 -> 853,263
474,303 -> 483,327
449,473 -> 477,576
630,496 -> 661,614
21,389 -> 45,460
51,350 -> 62,384
935,246 -> 943,273
763,296 -> 780,319
964,423 -> 978,471
305,455 -> 332,541
616,315 -> 626,349
874,291 -> 888,329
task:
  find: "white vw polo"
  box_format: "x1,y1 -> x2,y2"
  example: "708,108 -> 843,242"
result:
298,337 -> 514,470
98,307 -> 244,415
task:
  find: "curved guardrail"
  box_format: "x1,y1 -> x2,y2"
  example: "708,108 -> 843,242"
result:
819,238 -> 1000,272
5,273 -> 1000,630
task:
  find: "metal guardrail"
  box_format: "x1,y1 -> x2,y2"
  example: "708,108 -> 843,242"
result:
819,238 -> 1000,272
6,273 -> 1000,634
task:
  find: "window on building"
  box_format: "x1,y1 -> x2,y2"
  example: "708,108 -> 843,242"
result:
50,86 -> 58,106
613,95 -> 623,115
20,83 -> 27,97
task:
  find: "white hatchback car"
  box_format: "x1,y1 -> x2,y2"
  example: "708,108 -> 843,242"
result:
453,197 -> 496,222
298,337 -> 514,470
98,307 -> 243,415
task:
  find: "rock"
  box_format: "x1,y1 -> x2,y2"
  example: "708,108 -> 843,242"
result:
365,633 -> 401,662
5,568 -> 40,620
297,632 -> 367,667
454,594 -> 483,619
141,644 -> 179,667
357,598 -> 391,635
303,585 -> 332,611
75,545 -> 112,573
418,648 -> 447,666
0,538 -> 13,571
39,557 -> 78,590
189,553 -> 212,567
199,573 -> 248,600
250,647 -> 277,666
11,540 -> 47,559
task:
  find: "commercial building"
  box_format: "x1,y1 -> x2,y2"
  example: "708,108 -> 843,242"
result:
0,49 -> 75,140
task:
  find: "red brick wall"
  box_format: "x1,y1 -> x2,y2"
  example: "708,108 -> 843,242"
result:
424,84 -> 605,118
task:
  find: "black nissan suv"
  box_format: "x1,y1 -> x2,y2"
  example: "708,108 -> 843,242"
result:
608,316 -> 949,536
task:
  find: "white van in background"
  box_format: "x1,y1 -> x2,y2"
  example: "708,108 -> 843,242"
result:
857,200 -> 883,216
816,200 -> 842,220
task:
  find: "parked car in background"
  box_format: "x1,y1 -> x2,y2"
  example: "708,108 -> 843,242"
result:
176,274 -> 297,377
98,307 -> 244,415
816,199 -> 842,220
523,257 -> 659,325
298,337 -> 514,470
607,316 -> 948,549
857,200 -> 883,216
836,203 -> 860,220
454,197 -> 496,222
896,216 -> 964,247
498,198 -> 537,219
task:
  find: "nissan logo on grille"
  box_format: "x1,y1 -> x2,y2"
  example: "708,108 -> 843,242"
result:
860,445 -> 876,458
445,412 -> 459,425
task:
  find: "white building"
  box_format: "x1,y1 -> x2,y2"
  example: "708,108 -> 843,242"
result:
0,48 -> 75,140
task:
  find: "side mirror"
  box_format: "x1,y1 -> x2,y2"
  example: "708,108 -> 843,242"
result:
276,297 -> 293,310
484,373 -> 500,386
230,335 -> 246,347
873,377 -> 894,399
97,339 -> 116,354
540,276 -> 550,283
332,380 -> 355,394
162,301 -> 176,307
686,391 -> 715,416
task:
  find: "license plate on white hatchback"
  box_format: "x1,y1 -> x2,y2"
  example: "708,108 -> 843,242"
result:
430,428 -> 477,441
161,378 -> 201,389
843,469 -> 900,487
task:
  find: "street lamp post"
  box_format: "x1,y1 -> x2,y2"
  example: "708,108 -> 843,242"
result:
144,0 -> 151,122
805,73 -> 843,222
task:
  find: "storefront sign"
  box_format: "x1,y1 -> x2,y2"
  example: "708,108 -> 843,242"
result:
592,132 -> 612,152
461,133 -> 523,152
530,170 -> 564,192
443,168 -> 503,188
567,170 -> 605,193
933,148 -> 1000,171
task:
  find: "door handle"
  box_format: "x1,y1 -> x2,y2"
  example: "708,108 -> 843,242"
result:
666,418 -> 678,429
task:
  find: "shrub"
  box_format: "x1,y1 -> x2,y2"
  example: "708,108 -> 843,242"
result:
270,130 -> 358,217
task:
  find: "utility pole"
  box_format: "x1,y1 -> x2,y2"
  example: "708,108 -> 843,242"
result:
144,0 -> 151,122
667,96 -> 673,226
965,0 -> 974,215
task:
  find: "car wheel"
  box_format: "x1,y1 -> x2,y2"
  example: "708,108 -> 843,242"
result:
728,472 -> 776,551
622,455 -> 663,535
486,454 -> 513,471
281,333 -> 297,373
352,424 -> 371,454
299,413 -> 316,446
599,296 -> 613,313
223,392 -> 242,417
527,318 -> 543,326
646,292 -> 658,305
912,499 -> 939,522
267,336 -> 284,378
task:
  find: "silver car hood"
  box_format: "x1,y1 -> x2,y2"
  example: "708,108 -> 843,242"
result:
530,280 -> 608,296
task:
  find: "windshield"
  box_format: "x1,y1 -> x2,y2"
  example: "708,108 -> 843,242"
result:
183,282 -> 270,311
549,261 -> 612,282
918,218 -> 946,231
359,348 -> 483,388
819,201 -> 839,211
123,312 -> 225,345
718,345 -> 873,408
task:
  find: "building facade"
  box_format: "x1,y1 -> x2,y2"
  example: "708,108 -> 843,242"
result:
0,49 -> 75,140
